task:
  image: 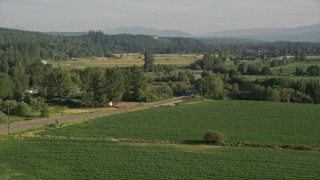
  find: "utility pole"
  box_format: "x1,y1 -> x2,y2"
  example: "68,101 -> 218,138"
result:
7,100 -> 10,137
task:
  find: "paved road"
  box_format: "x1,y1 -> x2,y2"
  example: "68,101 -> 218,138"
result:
0,96 -> 189,135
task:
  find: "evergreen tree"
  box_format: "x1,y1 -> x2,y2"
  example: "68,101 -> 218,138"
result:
0,73 -> 13,99
123,66 -> 147,101
143,52 -> 155,72
11,62 -> 29,99
104,68 -> 125,103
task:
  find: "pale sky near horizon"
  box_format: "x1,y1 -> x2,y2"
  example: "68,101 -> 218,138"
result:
0,0 -> 319,34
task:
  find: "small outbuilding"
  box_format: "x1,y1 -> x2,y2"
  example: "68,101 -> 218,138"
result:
108,101 -> 114,107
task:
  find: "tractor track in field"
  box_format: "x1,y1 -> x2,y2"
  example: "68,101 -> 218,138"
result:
0,96 -> 190,135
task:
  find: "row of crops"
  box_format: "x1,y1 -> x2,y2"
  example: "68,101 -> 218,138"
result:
42,100 -> 320,147
0,139 -> 319,179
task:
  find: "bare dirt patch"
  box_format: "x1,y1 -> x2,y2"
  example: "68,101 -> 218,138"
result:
115,102 -> 141,108
64,109 -> 96,114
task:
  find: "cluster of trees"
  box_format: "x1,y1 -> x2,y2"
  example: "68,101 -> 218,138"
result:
191,53 -> 320,104
236,61 -> 272,76
0,62 -> 149,105
229,77 -> 320,103
154,70 -> 194,96
0,97 -> 49,121
0,50 -> 196,119
191,53 -> 288,76
191,52 -> 320,78
195,71 -> 225,99
295,65 -> 320,77
79,66 -> 148,106
0,55 -> 150,120
195,71 -> 320,104
191,53 -> 225,71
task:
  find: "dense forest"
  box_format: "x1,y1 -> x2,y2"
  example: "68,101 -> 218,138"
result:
0,27 -> 205,61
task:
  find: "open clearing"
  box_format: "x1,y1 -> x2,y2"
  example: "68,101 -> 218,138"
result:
49,54 -> 202,69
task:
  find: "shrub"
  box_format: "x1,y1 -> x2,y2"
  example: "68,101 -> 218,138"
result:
293,145 -> 312,151
40,104 -> 50,117
49,119 -> 60,128
187,95 -> 205,102
204,131 -> 226,145
265,88 -> 281,102
14,102 -> 30,116
0,112 -> 7,124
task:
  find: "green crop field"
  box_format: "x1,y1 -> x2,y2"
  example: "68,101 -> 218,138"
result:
41,100 -> 320,147
0,139 -> 319,179
1,100 -> 320,179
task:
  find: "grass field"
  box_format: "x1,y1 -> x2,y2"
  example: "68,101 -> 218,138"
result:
0,105 -> 116,125
306,55 -> 320,60
0,139 -> 319,179
271,61 -> 320,75
49,54 -> 202,69
240,75 -> 320,81
41,100 -> 320,147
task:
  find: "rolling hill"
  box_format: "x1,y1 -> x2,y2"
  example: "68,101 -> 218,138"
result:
206,23 -> 320,42
105,26 -> 194,38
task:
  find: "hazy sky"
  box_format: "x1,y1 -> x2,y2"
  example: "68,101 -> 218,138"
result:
0,0 -> 319,34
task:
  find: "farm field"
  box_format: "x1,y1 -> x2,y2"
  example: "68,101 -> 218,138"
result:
0,139 -> 319,179
41,100 -> 320,147
49,54 -> 202,69
306,55 -> 320,60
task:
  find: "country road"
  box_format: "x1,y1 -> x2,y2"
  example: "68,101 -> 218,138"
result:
0,96 -> 189,135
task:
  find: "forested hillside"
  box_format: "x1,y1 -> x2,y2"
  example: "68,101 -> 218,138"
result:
1,27 -> 320,64
0,28 -> 205,61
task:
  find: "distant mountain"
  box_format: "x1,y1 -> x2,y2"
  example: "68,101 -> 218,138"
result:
3,25 -> 27,31
206,23 -> 320,42
279,31 -> 320,42
106,26 -> 194,38
108,26 -> 158,35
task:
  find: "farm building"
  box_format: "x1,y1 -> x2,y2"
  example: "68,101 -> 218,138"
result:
24,87 -> 39,95
41,60 -> 48,65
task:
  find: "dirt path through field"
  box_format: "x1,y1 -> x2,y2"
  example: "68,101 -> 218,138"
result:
0,96 -> 190,135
